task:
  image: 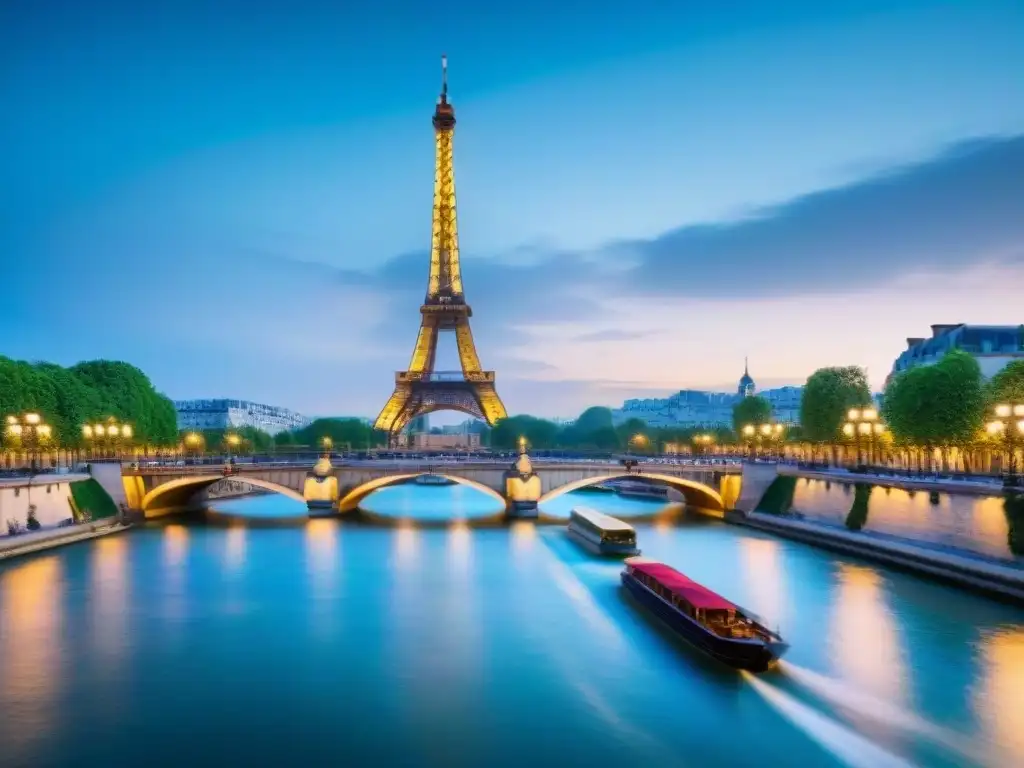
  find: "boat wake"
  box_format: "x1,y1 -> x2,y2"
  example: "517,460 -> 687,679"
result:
742,672 -> 917,768
779,663 -> 985,765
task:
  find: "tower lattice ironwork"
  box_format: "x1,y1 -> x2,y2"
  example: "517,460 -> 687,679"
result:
374,56 -> 507,444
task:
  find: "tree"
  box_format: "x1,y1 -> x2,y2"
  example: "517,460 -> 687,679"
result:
732,395 -> 772,436
0,356 -> 179,448
986,360 -> 1024,407
883,350 -> 984,471
800,366 -> 872,462
287,418 -> 383,451
491,415 -> 560,450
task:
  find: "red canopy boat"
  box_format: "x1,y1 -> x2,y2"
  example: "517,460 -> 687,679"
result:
622,557 -> 788,672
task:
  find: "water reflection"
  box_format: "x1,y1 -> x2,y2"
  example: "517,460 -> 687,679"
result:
829,565 -> 907,706
510,520 -> 537,567
973,627 -> 1024,765
392,520 -> 420,572
0,556 -> 64,757
305,519 -> 339,583
791,479 -> 1016,561
739,537 -> 786,630
223,523 -> 247,575
446,520 -> 472,574
91,536 -> 128,662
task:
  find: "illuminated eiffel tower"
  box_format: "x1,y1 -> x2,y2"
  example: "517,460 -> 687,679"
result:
374,56 -> 507,444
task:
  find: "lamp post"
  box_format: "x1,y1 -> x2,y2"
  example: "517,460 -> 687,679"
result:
628,433 -> 648,456
843,407 -> 881,471
83,418 -> 133,459
692,433 -> 714,460
183,431 -> 204,461
742,424 -> 757,459
320,436 -> 333,458
5,413 -> 53,472
987,402 -> 1024,488
758,423 -> 785,460
225,432 -> 241,460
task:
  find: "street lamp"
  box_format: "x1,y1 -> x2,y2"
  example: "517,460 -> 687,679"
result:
320,436 -> 333,457
628,433 -> 649,455
5,412 -> 53,472
742,424 -> 757,459
987,402 -> 1024,488
758,423 -> 785,460
183,431 -> 204,460
843,407 -> 883,470
693,433 -> 714,460
83,418 -> 134,458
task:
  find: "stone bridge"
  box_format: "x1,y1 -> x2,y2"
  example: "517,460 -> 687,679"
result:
116,455 -> 775,520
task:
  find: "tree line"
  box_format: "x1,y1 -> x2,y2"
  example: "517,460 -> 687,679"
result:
1,357 -> 179,447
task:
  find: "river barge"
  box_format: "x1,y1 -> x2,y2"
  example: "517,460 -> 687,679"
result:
621,557 -> 788,672
567,507 -> 640,557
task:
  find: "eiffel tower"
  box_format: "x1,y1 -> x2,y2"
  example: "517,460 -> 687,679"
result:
374,56 -> 508,444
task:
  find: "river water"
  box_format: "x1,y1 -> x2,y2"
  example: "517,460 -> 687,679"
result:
1,486 -> 1023,767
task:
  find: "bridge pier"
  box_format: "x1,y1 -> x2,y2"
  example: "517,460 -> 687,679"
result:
503,450 -> 542,518
304,456 -> 340,516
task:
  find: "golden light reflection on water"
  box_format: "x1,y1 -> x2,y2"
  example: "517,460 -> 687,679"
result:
829,565 -> 907,704
739,537 -> 785,630
0,556 -> 64,754
510,520 -> 536,567
447,520 -> 472,573
91,535 -> 128,660
223,524 -> 247,574
973,627 -> 1024,764
392,520 -> 420,572
305,519 -> 339,580
163,524 -> 189,568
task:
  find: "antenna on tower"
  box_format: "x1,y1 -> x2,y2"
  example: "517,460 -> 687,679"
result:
441,54 -> 448,102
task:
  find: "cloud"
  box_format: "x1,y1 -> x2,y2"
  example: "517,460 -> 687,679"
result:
571,329 -> 651,343
616,134 -> 1024,298
5,134 -> 1022,418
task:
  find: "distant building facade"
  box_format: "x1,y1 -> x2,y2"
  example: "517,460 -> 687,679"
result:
175,399 -> 311,435
890,324 -> 1024,381
612,363 -> 803,429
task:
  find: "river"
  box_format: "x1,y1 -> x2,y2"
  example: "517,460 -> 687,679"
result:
1,485 -> 1022,767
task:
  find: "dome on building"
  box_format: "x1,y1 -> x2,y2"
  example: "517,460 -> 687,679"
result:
738,358 -> 756,397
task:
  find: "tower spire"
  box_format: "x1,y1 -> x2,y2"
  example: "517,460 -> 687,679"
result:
440,53 -> 448,102
744,356 -> 749,375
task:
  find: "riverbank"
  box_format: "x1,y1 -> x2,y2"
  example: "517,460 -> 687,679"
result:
725,510 -> 1024,603
0,518 -> 131,562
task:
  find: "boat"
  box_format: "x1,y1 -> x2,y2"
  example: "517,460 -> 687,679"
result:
621,557 -> 788,672
567,507 -> 640,557
613,480 -> 669,500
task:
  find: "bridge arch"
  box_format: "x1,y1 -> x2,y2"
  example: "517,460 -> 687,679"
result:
337,473 -> 506,513
539,472 -> 725,516
141,475 -> 306,515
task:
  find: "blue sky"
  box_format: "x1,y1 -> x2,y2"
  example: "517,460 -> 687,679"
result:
3,0 -> 1024,421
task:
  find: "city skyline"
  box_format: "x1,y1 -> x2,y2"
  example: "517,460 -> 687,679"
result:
4,1 -> 1024,421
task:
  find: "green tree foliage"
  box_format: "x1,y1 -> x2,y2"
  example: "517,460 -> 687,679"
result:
193,426 -> 275,453
491,415 -> 561,450
0,356 -> 178,446
986,359 -> 1024,407
282,418 -> 385,450
883,350 -> 984,451
800,366 -> 872,442
732,395 -> 772,435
